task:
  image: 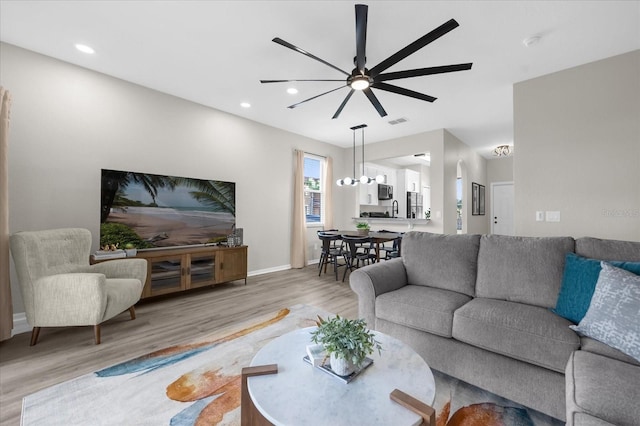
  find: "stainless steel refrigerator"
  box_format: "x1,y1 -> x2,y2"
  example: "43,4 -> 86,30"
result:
406,191 -> 423,219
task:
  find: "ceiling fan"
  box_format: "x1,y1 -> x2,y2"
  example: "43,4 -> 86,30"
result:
260,4 -> 473,119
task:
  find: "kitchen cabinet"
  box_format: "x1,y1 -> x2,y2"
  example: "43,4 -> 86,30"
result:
405,169 -> 421,193
134,245 -> 248,298
358,163 -> 380,205
396,168 -> 421,194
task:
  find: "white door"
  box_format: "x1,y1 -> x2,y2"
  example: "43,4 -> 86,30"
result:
491,182 -> 514,235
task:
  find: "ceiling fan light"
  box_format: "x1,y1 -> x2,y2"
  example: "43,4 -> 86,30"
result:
350,75 -> 370,90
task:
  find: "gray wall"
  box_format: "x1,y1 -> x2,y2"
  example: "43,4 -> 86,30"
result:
443,130 -> 488,235
1,43 -> 347,313
514,50 -> 640,241
487,157 -> 513,184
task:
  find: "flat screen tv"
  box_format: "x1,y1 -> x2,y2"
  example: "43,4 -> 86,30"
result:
100,169 -> 236,250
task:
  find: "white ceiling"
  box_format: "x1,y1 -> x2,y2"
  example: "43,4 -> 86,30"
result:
1,1 -> 639,157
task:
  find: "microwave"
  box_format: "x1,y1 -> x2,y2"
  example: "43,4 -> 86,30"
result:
377,184 -> 393,200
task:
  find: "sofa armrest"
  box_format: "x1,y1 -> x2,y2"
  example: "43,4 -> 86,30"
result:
566,350 -> 640,426
349,258 -> 408,328
32,273 -> 107,326
85,258 -> 148,284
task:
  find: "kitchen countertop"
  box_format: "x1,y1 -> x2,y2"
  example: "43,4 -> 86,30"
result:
353,217 -> 430,224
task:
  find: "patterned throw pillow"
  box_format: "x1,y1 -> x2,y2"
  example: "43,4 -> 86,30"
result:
553,253 -> 640,324
570,262 -> 640,362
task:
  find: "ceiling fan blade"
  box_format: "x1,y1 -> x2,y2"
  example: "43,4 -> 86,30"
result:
332,89 -> 355,119
260,79 -> 346,83
272,37 -> 350,77
363,88 -> 388,117
369,19 -> 460,77
377,63 -> 473,82
372,82 -> 437,102
287,85 -> 348,109
355,4 -> 368,74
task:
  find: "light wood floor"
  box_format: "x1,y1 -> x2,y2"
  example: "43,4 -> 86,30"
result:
0,264 -> 358,425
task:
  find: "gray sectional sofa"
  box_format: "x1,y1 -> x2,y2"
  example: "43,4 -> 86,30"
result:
350,232 -> 640,424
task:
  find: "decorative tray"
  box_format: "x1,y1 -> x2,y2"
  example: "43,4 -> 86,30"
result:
303,355 -> 373,384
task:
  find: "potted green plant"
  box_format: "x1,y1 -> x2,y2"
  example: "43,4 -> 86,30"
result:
356,221 -> 370,235
123,242 -> 137,257
310,315 -> 382,376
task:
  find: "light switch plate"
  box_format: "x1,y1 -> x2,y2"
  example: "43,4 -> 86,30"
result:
536,211 -> 545,222
546,211 -> 561,222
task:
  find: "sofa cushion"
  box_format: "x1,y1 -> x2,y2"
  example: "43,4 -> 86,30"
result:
402,232 -> 481,297
452,298 -> 580,372
553,253 -> 640,324
375,285 -> 472,338
475,235 -> 575,308
570,263 -> 640,362
566,351 -> 640,426
576,237 -> 640,262
579,337 -> 640,367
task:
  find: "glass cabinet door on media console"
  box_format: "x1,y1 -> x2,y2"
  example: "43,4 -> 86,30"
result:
137,245 -> 248,299
147,253 -> 185,296
188,252 -> 216,289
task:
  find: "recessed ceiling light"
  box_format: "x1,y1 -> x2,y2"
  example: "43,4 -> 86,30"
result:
74,43 -> 95,54
240,102 -> 251,108
287,88 -> 298,95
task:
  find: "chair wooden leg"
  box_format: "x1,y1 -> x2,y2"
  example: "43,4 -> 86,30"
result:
390,389 -> 435,425
129,306 -> 136,320
241,364 -> 278,426
94,324 -> 101,345
29,327 -> 41,346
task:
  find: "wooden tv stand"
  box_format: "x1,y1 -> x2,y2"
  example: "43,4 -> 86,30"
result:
133,245 -> 248,299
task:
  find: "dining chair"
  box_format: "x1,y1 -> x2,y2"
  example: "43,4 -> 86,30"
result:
317,232 -> 344,281
340,235 -> 375,282
384,233 -> 404,260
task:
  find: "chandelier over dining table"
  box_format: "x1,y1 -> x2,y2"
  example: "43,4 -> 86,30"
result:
336,124 -> 385,186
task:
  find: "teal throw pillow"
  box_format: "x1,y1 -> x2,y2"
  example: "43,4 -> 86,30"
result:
552,253 -> 640,324
570,262 -> 640,362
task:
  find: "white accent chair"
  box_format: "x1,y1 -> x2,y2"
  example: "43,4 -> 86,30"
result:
10,228 -> 147,345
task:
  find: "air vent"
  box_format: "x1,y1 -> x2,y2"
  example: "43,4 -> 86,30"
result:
388,117 -> 408,125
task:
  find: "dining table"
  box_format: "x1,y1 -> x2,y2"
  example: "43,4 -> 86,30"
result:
323,230 -> 402,263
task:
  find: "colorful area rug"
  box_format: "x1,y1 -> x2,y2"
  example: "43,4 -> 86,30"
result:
22,304 -> 562,425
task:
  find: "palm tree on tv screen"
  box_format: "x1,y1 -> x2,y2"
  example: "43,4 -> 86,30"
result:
101,171 -> 236,223
100,170 -> 177,223
175,178 -> 236,216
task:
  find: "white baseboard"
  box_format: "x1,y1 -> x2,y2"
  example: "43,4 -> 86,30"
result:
247,264 -> 291,276
12,312 -> 31,336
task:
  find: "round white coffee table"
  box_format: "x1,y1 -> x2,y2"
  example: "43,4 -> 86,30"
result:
248,327 -> 435,426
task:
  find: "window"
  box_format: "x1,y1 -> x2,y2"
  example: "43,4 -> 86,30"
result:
304,154 -> 324,224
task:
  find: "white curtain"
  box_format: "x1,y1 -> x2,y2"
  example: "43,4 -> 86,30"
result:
290,150 -> 307,268
0,87 -> 13,341
323,156 -> 334,229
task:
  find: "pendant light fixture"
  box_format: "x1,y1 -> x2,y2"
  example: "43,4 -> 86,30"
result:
337,124 -> 385,186
356,124 -> 372,185
336,125 -> 360,186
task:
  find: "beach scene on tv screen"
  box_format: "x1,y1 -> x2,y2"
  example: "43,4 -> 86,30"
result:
101,169 -> 236,248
